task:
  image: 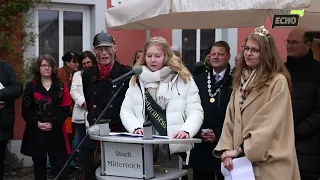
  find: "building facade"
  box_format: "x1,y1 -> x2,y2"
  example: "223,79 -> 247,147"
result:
17,0 -> 320,140
17,0 -> 319,140
10,0 -> 320,166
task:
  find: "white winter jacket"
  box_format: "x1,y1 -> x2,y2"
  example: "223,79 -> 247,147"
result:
70,71 -> 87,124
120,74 -> 204,154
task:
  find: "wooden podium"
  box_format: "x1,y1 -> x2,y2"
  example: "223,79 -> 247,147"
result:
90,133 -> 201,180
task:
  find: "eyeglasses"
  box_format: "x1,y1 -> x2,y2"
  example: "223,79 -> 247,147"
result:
242,46 -> 260,54
40,64 -> 52,68
284,40 -> 308,45
95,46 -> 113,53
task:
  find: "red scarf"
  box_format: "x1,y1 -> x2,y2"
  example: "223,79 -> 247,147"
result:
98,63 -> 113,79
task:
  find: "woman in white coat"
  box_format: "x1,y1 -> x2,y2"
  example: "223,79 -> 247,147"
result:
120,36 -> 204,169
71,51 -> 97,136
70,51 -> 97,168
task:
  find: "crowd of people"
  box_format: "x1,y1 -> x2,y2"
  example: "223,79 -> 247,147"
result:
0,25 -> 319,180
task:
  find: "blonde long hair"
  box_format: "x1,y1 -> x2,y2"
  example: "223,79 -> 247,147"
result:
233,30 -> 292,92
131,36 -> 191,85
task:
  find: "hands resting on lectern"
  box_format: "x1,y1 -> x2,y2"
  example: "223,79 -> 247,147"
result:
133,128 -> 190,139
172,131 -> 190,138
134,128 -> 144,135
87,125 -> 190,139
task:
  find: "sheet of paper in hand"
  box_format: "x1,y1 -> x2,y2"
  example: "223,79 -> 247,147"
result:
221,156 -> 255,180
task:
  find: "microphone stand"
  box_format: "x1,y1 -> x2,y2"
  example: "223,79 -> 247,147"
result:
53,82 -> 126,180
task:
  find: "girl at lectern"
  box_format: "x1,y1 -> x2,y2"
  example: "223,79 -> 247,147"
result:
120,36 -> 204,168
213,26 -> 300,180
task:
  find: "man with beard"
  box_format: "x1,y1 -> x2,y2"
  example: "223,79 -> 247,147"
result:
81,32 -> 131,179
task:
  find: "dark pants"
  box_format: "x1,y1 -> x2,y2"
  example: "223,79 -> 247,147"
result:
193,169 -> 224,180
68,123 -> 76,150
75,123 -> 86,143
0,140 -> 8,180
74,123 -> 86,168
82,145 -> 97,180
32,155 -> 69,180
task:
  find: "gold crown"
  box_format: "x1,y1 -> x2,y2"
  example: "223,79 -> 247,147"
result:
150,38 -> 167,44
253,26 -> 270,40
150,39 -> 163,43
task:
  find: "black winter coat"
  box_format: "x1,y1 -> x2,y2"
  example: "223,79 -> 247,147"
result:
285,50 -> 320,176
0,61 -> 23,141
82,61 -> 131,148
21,80 -> 72,157
191,60 -> 210,76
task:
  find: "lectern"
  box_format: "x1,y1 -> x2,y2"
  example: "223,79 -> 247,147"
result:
90,133 -> 201,180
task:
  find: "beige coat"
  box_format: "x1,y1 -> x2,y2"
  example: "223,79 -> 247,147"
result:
213,74 -> 300,180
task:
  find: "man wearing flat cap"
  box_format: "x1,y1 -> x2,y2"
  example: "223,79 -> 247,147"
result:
81,32 -> 131,179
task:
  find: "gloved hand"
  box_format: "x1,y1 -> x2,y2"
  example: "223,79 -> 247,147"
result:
88,124 -> 100,135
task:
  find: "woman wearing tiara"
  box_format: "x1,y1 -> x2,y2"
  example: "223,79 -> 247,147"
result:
213,26 -> 300,180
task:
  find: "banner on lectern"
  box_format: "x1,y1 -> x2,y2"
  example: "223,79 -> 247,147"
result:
103,142 -> 144,178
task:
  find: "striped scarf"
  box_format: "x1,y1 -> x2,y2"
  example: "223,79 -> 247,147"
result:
239,68 -> 256,109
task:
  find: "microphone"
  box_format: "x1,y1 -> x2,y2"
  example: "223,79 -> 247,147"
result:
111,66 -> 143,85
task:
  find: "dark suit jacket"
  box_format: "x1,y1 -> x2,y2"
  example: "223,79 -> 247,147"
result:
189,65 -> 233,172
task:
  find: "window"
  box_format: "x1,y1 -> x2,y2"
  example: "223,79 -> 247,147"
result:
63,11 -> 83,55
38,10 -> 59,64
200,29 -> 215,61
181,29 -> 215,71
36,5 -> 90,67
182,30 -> 196,70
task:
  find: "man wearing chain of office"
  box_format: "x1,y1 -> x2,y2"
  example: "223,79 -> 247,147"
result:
189,41 -> 233,180
81,31 -> 131,180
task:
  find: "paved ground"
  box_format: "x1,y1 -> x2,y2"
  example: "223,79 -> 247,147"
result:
4,168 -> 78,180
4,168 -> 194,180
4,168 -> 34,180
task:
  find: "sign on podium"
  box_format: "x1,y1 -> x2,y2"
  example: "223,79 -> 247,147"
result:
90,132 -> 201,180
103,142 -> 144,178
